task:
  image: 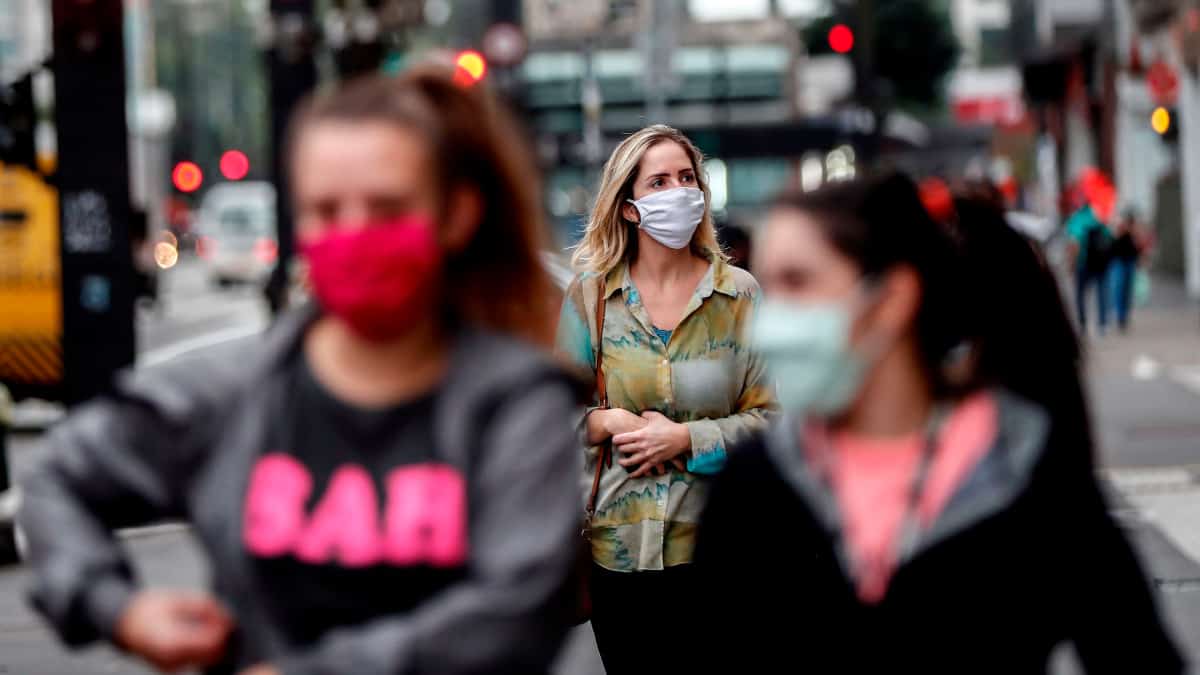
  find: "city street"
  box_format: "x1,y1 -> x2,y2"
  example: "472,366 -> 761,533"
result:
1,258 -> 1198,673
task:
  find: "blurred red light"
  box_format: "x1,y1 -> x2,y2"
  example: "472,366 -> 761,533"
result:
453,50 -> 487,87
829,24 -> 854,54
172,161 -> 203,193
918,177 -> 954,224
220,150 -> 250,181
254,238 -> 278,264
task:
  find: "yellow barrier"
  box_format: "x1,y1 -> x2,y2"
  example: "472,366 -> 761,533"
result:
0,164 -> 62,386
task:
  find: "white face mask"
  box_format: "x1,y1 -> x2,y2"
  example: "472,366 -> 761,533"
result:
628,187 -> 706,250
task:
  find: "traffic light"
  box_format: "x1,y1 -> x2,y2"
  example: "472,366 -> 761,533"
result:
1152,106 -> 1172,135
220,150 -> 250,181
1151,106 -> 1179,142
52,0 -> 123,61
172,161 -> 203,193
828,24 -> 854,54
453,50 -> 488,87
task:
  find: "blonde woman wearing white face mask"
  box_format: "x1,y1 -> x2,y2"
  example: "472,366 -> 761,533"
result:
555,125 -> 776,673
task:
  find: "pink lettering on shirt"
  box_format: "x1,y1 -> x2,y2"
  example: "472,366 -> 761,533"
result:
243,453 -> 313,557
383,465 -> 468,567
243,457 -> 469,568
294,465 -> 384,567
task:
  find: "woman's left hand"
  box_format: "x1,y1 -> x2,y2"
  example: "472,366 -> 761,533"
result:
614,411 -> 692,478
238,665 -> 280,675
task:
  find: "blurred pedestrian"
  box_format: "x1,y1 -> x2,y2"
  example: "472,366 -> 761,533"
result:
1108,209 -> 1147,333
20,68 -> 582,675
1066,202 -> 1114,335
557,124 -> 776,674
693,173 -> 1182,672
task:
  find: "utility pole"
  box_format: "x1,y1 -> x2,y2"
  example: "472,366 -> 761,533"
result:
263,0 -> 318,315
582,38 -> 603,174
640,0 -> 678,125
52,0 -> 137,403
853,0 -> 886,162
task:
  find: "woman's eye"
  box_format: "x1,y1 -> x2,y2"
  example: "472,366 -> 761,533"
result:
682,174 -> 694,183
652,179 -> 664,188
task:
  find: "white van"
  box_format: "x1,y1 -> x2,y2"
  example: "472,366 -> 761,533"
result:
195,182 -> 278,287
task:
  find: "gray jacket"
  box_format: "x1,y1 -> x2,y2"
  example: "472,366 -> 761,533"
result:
18,307 -> 583,675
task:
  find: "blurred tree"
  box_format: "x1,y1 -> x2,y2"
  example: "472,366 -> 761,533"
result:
803,0 -> 960,108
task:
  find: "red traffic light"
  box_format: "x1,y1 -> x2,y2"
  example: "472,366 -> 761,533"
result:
172,161 -> 203,193
220,150 -> 250,181
453,50 -> 487,87
828,24 -> 855,54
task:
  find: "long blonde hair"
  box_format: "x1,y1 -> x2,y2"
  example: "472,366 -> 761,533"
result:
572,125 -> 724,274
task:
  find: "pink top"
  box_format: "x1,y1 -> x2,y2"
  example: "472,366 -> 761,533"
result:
804,393 -> 999,604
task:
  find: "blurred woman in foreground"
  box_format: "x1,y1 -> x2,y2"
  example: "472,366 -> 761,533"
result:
20,68 -> 580,675
694,173 -> 1182,672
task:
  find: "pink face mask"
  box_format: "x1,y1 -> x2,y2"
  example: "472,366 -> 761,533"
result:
301,217 -> 443,342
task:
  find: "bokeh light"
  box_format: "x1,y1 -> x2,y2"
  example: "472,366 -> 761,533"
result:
453,50 -> 487,87
172,161 -> 203,193
220,150 -> 250,181
1152,107 -> 1171,135
829,24 -> 855,54
154,242 -> 179,269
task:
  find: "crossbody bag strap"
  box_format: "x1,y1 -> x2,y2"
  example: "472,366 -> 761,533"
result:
585,279 -> 609,524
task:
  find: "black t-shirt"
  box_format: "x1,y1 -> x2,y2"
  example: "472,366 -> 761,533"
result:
244,355 -> 468,646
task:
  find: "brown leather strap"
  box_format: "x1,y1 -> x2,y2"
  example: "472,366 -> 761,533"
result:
585,279 -> 609,522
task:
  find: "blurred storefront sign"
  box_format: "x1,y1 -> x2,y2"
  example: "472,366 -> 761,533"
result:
948,66 -> 1025,126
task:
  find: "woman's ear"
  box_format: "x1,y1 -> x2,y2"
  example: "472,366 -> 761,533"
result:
871,265 -> 923,339
622,201 -> 641,225
442,185 -> 483,253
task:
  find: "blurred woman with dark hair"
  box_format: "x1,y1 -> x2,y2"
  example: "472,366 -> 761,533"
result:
693,173 -> 1182,673
20,68 -> 581,675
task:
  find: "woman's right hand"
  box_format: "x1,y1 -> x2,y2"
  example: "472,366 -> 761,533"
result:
115,589 -> 233,672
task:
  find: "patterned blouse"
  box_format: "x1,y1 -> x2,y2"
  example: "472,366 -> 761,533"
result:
556,256 -> 777,572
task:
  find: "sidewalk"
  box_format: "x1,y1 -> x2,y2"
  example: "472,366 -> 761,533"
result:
1084,275 -> 1200,468
1080,275 -> 1200,665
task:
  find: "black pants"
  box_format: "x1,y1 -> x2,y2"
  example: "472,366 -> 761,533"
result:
589,563 -> 697,674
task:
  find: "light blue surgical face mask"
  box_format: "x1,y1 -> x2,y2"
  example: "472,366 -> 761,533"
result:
751,290 -> 879,417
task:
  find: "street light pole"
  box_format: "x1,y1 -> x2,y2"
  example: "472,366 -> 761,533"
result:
641,0 -> 678,125
263,0 -> 318,315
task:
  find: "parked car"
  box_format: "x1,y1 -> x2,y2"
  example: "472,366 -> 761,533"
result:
195,182 -> 278,287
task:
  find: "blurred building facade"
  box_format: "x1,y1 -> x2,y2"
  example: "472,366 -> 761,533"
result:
1111,0 -> 1200,296
518,0 -> 980,244
521,0 -> 806,242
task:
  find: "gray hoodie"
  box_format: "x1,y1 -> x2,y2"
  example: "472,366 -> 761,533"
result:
18,307 -> 583,675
